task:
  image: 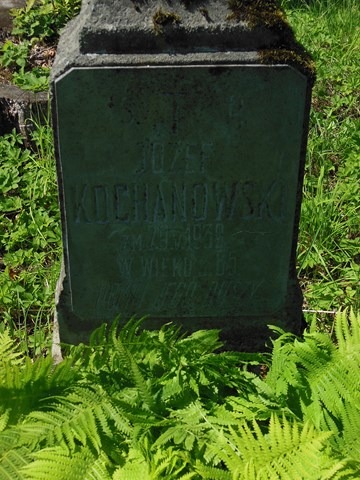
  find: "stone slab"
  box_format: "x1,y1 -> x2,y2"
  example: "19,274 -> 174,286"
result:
54,63 -> 308,348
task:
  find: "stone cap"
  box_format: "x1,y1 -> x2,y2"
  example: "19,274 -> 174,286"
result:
52,0 -> 315,83
79,0 -> 292,54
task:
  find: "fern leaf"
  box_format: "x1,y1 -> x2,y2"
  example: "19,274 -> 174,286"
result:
0,411 -> 10,433
177,329 -> 224,356
177,472 -> 199,479
335,309 -> 360,352
117,316 -> 148,346
295,333 -> 360,418
265,332 -> 304,398
338,401 -> 360,463
267,310 -> 360,445
0,342 -> 79,427
0,447 -> 31,480
153,400 -> 227,461
89,322 -> 108,347
195,463 -> 232,479
112,448 -> 150,480
21,446 -> 112,480
0,330 -> 24,369
24,385 -> 130,453
112,330 -> 155,411
0,429 -> 31,480
213,415 -> 344,479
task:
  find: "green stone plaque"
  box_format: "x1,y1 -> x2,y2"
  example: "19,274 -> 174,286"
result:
55,65 -> 307,325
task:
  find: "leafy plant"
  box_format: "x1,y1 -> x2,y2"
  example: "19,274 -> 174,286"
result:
0,118 -> 61,351
0,313 -> 359,479
0,41 -> 29,70
11,0 -> 81,43
0,0 -> 81,91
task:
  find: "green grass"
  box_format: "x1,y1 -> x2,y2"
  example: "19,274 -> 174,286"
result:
283,0 -> 360,320
0,0 -> 359,347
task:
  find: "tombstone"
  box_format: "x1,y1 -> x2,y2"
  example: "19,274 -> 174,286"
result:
52,0 -> 314,350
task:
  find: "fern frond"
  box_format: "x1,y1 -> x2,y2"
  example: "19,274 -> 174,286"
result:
153,400 -> 232,460
157,322 -> 184,350
112,448 -> 150,480
24,385 -> 130,453
89,322 -> 109,347
0,447 -> 32,480
335,309 -> 360,352
295,333 -> 360,418
176,472 -> 199,479
213,414 -> 345,479
195,463 -> 232,479
117,442 -> 196,479
0,410 -> 10,433
148,446 -> 191,479
265,331 -> 304,398
337,401 -> 360,463
0,357 -> 49,424
0,330 -> 24,368
0,429 -> 32,480
117,316 -> 148,346
177,329 -> 224,356
21,446 -> 112,480
0,345 -> 79,427
111,330 -> 155,411
266,310 -> 360,439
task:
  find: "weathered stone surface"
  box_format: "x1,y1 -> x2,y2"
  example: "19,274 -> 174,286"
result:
52,0 -> 313,350
78,0 -> 283,54
0,0 -> 25,28
0,84 -> 48,140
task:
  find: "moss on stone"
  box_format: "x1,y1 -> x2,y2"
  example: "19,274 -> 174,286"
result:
260,48 -> 316,82
227,0 -> 287,29
152,8 -> 181,34
228,0 -> 316,81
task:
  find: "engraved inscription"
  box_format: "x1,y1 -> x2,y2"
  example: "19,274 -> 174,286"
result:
110,224 -> 224,253
95,276 -> 266,317
72,134 -> 287,317
135,142 -> 213,174
57,65 -> 307,323
72,180 -> 285,225
113,250 -> 244,280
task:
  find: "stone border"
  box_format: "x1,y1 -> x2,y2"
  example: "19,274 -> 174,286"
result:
0,83 -> 49,142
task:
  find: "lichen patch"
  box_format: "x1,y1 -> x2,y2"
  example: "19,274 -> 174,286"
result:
152,8 -> 181,34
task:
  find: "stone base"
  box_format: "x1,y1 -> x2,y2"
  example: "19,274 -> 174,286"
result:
56,263 -> 304,352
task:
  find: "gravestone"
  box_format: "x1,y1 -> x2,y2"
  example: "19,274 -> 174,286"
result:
52,0 -> 314,350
